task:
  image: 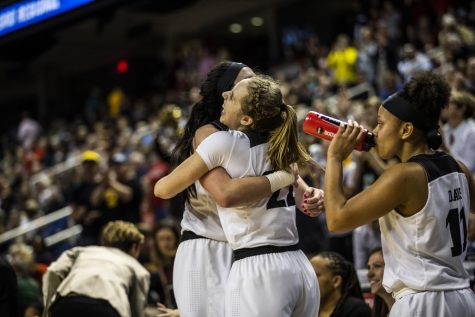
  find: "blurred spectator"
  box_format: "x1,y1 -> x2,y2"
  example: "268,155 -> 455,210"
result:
352,221 -> 381,270
145,221 -> 179,308
34,175 -> 64,214
374,27 -> 399,93
467,212 -> 475,262
143,152 -> 170,222
441,90 -> 475,177
68,150 -> 104,246
397,43 -> 432,83
0,252 -> 19,317
326,34 -> 359,86
17,112 -> 42,151
356,27 -> 378,87
24,301 -> 43,317
84,87 -> 105,126
91,152 -> 143,226
9,242 -> 42,317
379,1 -> 401,43
466,56 -> 475,94
42,221 -> 150,317
107,87 -> 128,119
366,247 -> 394,317
438,13 -> 475,57
311,251 -> 371,317
31,235 -> 54,266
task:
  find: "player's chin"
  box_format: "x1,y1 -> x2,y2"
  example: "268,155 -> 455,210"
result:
376,147 -> 389,160
219,114 -> 227,125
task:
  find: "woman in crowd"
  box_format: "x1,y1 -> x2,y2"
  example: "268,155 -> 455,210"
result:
366,248 -> 394,317
145,221 -> 180,308
323,71 -> 475,316
311,251 -> 371,317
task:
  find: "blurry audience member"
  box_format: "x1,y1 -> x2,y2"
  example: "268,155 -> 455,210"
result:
91,152 -> 143,225
17,111 -> 42,151
466,57 -> 475,94
143,151 -> 170,221
467,213 -> 475,261
442,90 -> 475,177
353,221 -> 381,270
326,34 -> 359,86
24,301 -> 43,317
0,252 -> 19,317
9,242 -> 42,317
42,221 -> 150,317
311,251 -> 371,317
356,27 -> 377,86
69,150 -> 104,246
146,221 -> 179,308
397,44 -> 431,83
367,248 -> 394,317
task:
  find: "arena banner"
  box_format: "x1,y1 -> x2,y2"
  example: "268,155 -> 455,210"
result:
0,0 -> 95,37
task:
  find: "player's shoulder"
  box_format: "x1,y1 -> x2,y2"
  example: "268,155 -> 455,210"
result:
386,161 -> 425,177
194,124 -> 219,146
379,161 -> 426,190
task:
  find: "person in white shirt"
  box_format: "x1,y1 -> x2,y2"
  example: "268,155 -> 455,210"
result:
323,71 -> 475,317
442,90 -> 475,178
42,221 -> 150,317
155,75 -> 319,316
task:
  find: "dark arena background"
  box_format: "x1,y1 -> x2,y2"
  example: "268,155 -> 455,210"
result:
0,0 -> 474,316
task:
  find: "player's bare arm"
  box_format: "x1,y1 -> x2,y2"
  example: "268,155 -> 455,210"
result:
194,125 -> 296,208
154,153 -> 210,199
324,121 -> 427,232
294,176 -> 324,217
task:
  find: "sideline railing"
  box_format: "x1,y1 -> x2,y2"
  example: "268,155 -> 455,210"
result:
0,206 -> 74,245
29,156 -> 81,187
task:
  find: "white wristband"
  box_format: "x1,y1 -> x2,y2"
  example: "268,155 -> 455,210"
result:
265,170 -> 295,193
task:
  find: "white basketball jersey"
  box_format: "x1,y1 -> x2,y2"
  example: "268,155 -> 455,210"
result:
180,180 -> 227,242
380,152 -> 471,295
196,130 -> 299,250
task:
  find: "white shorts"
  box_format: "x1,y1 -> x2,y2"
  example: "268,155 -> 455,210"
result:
225,249 -> 319,317
173,236 -> 233,317
390,288 -> 475,317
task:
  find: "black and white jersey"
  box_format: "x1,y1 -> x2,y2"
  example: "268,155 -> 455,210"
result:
196,130 -> 299,250
180,121 -> 229,242
380,152 -> 471,297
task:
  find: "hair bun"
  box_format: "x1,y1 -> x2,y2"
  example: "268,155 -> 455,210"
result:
426,129 -> 442,150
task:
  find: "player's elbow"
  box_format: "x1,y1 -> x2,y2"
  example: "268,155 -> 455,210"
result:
214,193 -> 235,208
325,212 -> 349,233
154,181 -> 175,199
213,188 -> 240,208
326,218 -> 341,232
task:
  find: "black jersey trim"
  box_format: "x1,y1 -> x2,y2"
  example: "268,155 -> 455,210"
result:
233,244 -> 299,262
408,152 -> 462,182
243,130 -> 268,148
210,120 -> 228,131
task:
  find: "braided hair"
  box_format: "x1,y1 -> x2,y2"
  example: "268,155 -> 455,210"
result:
318,251 -> 364,315
240,75 -> 311,171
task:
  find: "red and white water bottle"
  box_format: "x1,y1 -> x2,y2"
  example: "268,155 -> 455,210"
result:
303,111 -> 375,152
